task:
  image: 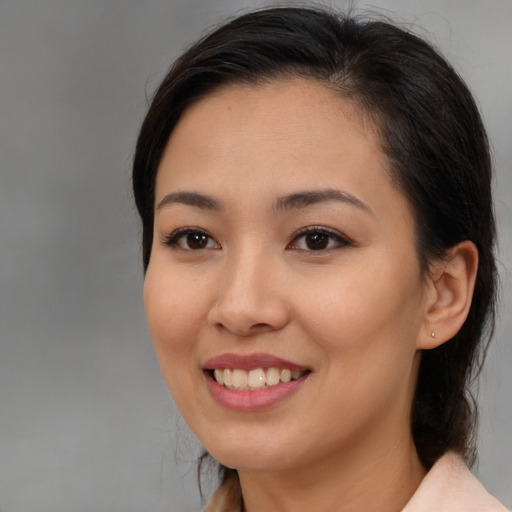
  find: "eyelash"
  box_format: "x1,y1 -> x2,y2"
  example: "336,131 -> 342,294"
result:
160,226 -> 352,252
161,227 -> 220,250
288,226 -> 352,252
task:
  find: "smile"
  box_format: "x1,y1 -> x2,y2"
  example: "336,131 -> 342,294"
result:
212,368 -> 307,390
203,353 -> 311,411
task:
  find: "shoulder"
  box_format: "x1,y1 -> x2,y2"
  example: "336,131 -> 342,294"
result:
402,452 -> 509,512
202,452 -> 509,512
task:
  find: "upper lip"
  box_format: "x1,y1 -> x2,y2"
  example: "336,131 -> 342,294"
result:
203,353 -> 309,371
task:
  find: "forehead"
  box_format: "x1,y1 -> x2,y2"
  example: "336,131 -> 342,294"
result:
171,79 -> 378,147
157,79 -> 390,193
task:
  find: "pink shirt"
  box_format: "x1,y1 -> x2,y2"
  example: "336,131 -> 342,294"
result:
203,452 -> 509,511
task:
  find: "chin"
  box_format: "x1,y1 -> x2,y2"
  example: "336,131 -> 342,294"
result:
213,450 -> 292,473
200,430 -> 297,472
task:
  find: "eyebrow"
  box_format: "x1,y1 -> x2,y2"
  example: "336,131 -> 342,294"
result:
156,191 -> 221,211
156,188 -> 372,215
275,189 -> 373,215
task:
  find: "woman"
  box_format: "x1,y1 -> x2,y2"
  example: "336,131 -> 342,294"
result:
133,7 -> 507,511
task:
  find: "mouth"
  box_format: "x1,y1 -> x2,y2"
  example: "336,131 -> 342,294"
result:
208,367 -> 308,391
202,353 -> 311,410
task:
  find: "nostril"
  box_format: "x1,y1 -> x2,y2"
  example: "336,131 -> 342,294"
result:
208,295 -> 291,336
252,322 -> 271,330
211,320 -> 274,337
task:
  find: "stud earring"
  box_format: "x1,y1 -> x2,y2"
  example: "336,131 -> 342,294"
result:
431,331 -> 436,338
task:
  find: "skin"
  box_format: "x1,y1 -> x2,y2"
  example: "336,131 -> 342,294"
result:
144,79 -> 478,512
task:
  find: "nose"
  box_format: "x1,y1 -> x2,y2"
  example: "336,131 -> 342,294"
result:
208,249 -> 290,337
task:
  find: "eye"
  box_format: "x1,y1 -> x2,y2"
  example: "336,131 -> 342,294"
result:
288,226 -> 351,252
161,228 -> 220,250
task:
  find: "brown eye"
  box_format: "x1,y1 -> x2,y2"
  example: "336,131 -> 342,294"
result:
162,228 -> 220,250
304,232 -> 329,250
288,226 -> 351,252
186,232 -> 209,249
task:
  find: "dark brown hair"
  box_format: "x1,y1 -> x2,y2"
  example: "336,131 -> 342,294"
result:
133,5 -> 497,480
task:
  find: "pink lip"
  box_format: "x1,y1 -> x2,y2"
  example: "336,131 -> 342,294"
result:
204,371 -> 308,412
203,353 -> 309,371
202,353 -> 310,412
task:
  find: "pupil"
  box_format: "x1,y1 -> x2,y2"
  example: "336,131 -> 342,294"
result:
306,233 -> 328,250
187,233 -> 207,249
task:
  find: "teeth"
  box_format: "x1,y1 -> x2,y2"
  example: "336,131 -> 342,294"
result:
266,367 -> 280,386
223,368 -> 233,388
212,367 -> 306,390
248,368 -> 265,389
232,369 -> 248,390
280,369 -> 291,383
214,369 -> 224,386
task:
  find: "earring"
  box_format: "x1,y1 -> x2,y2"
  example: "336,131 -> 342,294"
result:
431,331 -> 436,338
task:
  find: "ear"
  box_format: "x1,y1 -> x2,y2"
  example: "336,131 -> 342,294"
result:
417,241 -> 479,350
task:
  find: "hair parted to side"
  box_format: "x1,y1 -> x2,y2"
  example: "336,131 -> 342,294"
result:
133,4 -> 497,482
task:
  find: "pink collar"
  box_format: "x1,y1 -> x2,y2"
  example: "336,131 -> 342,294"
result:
402,452 -> 508,512
203,452 -> 509,511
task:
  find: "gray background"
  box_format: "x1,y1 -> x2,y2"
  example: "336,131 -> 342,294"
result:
0,1 -> 510,511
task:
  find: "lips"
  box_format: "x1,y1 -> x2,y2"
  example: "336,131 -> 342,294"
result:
203,353 -> 311,411
203,353 -> 309,372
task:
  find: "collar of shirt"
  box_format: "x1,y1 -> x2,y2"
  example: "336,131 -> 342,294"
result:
202,452 -> 509,512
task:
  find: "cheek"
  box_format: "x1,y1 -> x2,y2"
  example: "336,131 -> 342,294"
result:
299,257 -> 424,375
300,275 -> 423,437
143,263 -> 206,392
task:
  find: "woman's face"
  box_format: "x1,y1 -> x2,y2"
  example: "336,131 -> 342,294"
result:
144,79 -> 431,473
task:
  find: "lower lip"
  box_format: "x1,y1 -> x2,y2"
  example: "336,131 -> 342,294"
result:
204,371 -> 309,412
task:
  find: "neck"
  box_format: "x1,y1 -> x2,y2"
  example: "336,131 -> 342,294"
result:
238,427 -> 426,512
